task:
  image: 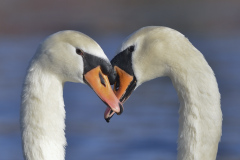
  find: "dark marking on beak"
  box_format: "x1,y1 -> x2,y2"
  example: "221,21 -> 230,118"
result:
99,72 -> 106,87
120,77 -> 137,103
115,74 -> 120,91
105,117 -> 111,123
119,102 -> 123,114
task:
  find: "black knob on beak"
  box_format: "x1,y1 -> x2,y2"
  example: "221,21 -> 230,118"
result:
100,63 -> 116,85
108,68 -> 117,85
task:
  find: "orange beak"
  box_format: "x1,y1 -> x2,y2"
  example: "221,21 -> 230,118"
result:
113,66 -> 134,101
104,66 -> 136,122
84,66 -> 123,115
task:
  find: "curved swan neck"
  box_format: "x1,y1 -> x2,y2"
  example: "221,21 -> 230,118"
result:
123,27 -> 222,160
169,55 -> 222,160
21,63 -> 66,160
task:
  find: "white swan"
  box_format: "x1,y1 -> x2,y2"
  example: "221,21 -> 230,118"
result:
20,30 -> 123,160
104,26 -> 222,160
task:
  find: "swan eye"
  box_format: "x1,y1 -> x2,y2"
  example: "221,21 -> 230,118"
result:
128,46 -> 135,52
76,48 -> 84,55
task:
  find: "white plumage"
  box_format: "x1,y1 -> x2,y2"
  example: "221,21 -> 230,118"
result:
20,30 -> 120,160
113,26 -> 222,160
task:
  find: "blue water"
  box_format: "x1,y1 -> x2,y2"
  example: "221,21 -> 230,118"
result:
0,33 -> 239,160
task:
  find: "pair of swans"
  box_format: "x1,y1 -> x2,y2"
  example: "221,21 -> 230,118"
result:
21,26 -> 222,160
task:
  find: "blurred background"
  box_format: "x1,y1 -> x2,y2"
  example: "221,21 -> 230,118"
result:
0,0 -> 239,159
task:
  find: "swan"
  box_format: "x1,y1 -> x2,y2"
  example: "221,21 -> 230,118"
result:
104,26 -> 222,160
20,30 -> 123,160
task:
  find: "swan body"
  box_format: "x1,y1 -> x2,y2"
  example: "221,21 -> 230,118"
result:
21,31 -> 122,160
105,26 -> 222,160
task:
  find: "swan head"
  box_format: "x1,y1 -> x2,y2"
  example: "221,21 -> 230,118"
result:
35,30 -> 123,114
104,26 -> 187,121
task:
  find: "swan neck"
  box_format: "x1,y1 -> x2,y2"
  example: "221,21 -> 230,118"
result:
21,65 -> 66,160
169,61 -> 222,160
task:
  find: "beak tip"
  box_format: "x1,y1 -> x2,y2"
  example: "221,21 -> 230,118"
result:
105,118 -> 110,123
116,102 -> 123,115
